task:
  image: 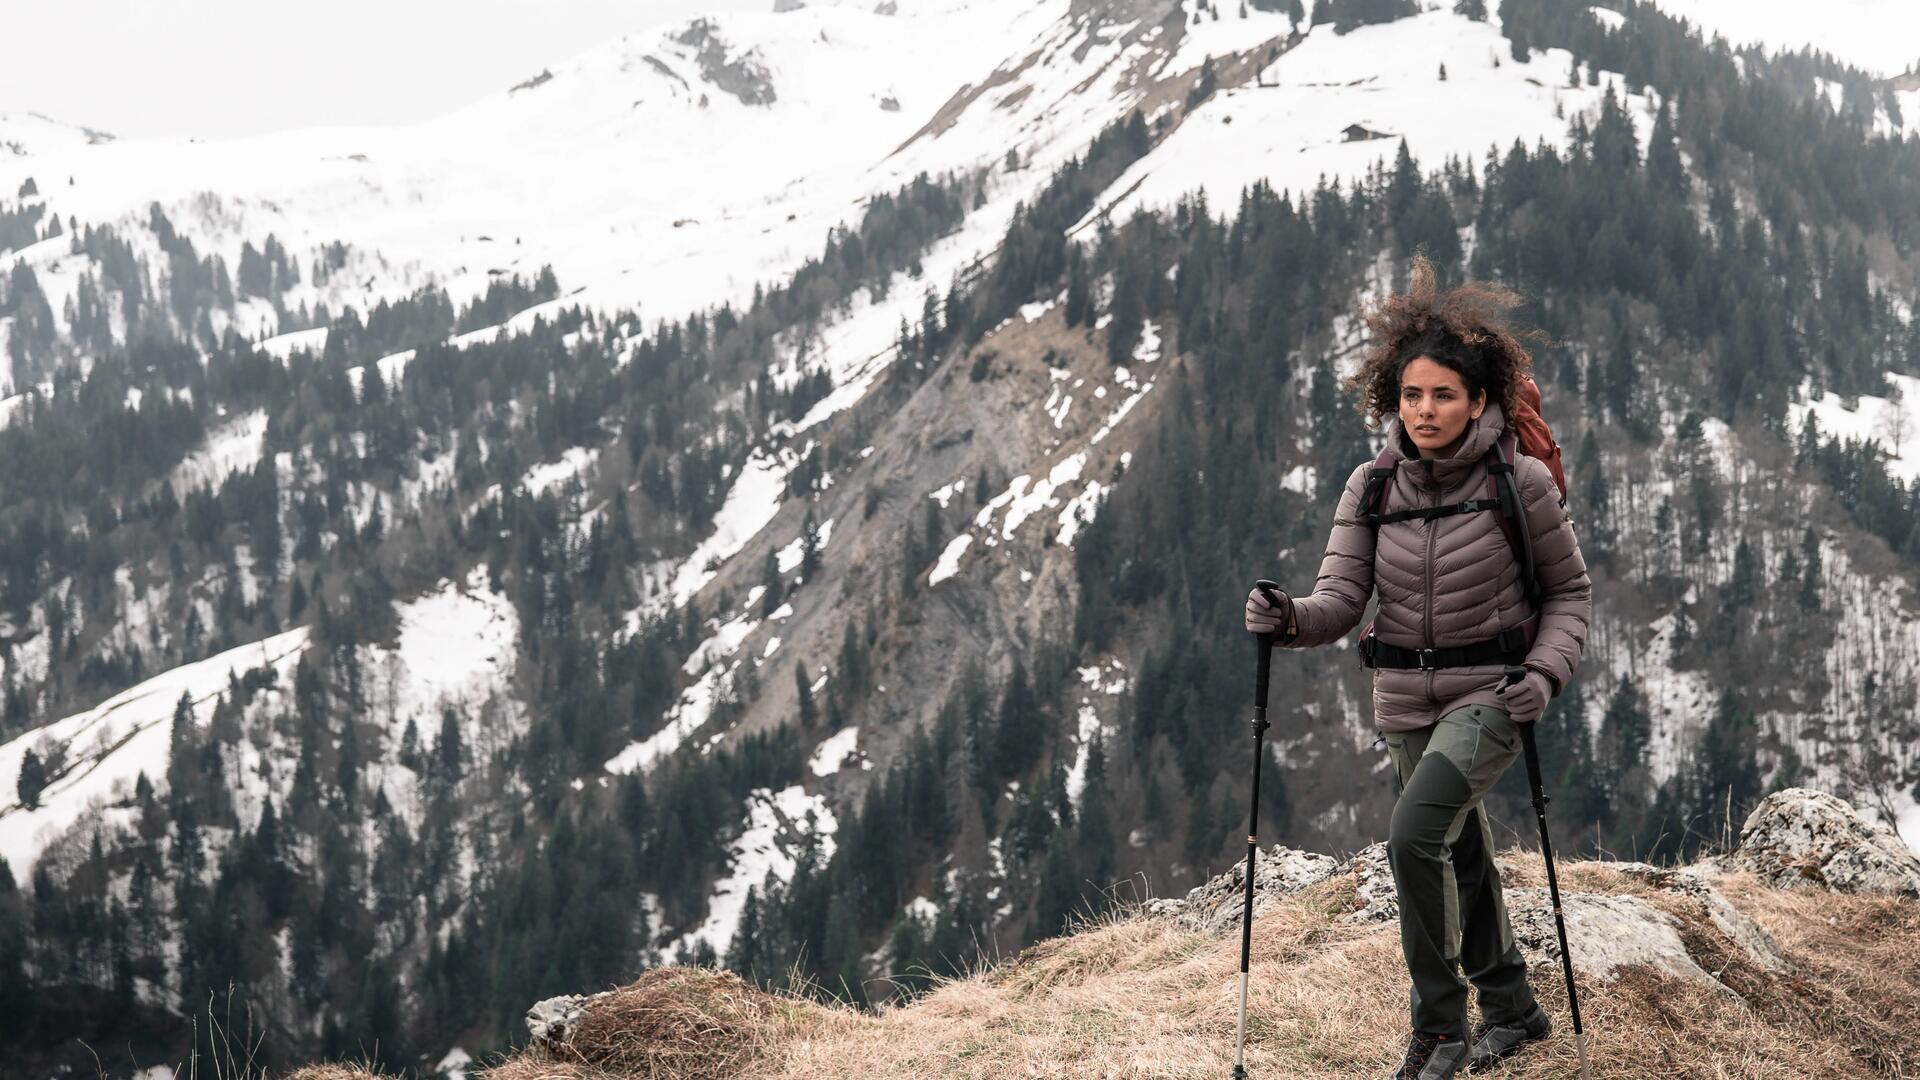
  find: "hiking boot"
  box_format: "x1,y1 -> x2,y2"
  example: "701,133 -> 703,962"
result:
1392,1030 -> 1468,1079
1465,1003 -> 1551,1071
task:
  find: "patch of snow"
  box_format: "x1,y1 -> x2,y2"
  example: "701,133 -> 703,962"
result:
522,445 -> 599,497
169,409 -> 267,492
683,609 -> 761,676
1132,318 -> 1161,364
254,326 -> 327,361
808,726 -> 860,777
366,567 -> 519,731
1789,373 -> 1919,483
929,532 -> 973,586
1586,5 -> 1626,31
672,785 -> 838,960
927,478 -> 966,508
995,450 -> 1087,540
1064,699 -> 1113,808
605,658 -> 739,776
435,1047 -> 472,1080
774,515 -> 834,574
1054,479 -> 1107,546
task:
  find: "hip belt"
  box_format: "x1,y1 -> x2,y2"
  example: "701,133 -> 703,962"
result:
1359,616 -> 1537,671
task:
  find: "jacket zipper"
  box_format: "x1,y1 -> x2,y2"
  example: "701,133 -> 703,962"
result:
1422,458 -> 1438,699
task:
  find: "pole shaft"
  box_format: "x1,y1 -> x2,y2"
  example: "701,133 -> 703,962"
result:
1234,582 -> 1282,1080
1520,723 -> 1585,1040
1234,629 -> 1275,1078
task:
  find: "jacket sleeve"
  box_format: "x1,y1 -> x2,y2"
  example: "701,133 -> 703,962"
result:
1518,457 -> 1591,695
1280,462 -> 1375,649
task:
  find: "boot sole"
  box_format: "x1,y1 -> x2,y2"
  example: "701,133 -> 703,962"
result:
1463,1026 -> 1550,1073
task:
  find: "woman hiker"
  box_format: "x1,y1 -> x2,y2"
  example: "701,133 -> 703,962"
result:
1244,256 -> 1592,1079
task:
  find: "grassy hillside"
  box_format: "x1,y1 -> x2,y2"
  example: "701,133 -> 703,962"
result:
292,845 -> 1920,1079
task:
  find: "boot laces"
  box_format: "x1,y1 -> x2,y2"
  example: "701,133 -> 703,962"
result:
1396,1030 -> 1450,1079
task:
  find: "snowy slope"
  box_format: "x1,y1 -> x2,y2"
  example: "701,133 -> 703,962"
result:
1645,0 -> 1920,80
1790,372 -> 1920,483
0,0 -> 1069,340
0,571 -> 519,879
0,627 -> 309,878
1086,5 -> 1662,226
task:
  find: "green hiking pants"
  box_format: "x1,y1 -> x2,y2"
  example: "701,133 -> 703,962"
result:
1382,704 -> 1537,1039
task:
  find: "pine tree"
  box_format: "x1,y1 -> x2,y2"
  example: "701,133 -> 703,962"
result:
1647,100 -> 1686,197
1797,526 -> 1822,611
166,691 -> 197,802
762,549 -> 785,616
436,708 -> 465,782
16,749 -> 46,809
399,717 -> 422,772
795,662 -> 818,729
800,507 -> 821,580
991,661 -> 1043,784
1727,538 -> 1758,609
1105,263 -> 1143,366
729,885 -> 766,982
1690,688 -> 1762,854
1029,831 -> 1078,941
1601,676 -> 1651,801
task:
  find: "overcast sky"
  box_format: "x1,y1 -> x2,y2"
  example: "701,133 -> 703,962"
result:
0,0 -> 737,140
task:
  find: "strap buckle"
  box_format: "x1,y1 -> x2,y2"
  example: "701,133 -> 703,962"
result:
1416,647 -> 1437,670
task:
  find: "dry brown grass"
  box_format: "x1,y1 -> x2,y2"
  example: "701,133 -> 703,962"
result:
488,966 -> 842,1080
290,851 -> 1920,1080
283,1067 -> 386,1080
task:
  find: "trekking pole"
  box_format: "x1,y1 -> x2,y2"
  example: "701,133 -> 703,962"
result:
1503,665 -> 1591,1080
1231,579 -> 1282,1080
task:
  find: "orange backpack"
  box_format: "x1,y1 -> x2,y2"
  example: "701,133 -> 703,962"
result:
1509,373 -> 1567,503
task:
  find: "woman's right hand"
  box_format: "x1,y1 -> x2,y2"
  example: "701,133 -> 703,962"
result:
1244,585 -> 1294,637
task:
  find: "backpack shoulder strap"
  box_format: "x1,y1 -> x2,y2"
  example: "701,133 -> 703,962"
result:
1359,447 -> 1398,529
1485,435 -> 1541,608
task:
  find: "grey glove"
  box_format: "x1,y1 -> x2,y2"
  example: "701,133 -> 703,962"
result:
1244,586 -> 1294,638
1494,669 -> 1552,724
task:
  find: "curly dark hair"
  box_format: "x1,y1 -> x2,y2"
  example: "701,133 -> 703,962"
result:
1343,254 -> 1547,428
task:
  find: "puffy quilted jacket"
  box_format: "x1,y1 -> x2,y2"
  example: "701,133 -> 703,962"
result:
1280,401 -> 1592,733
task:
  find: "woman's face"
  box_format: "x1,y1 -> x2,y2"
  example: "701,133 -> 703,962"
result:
1398,356 -> 1486,459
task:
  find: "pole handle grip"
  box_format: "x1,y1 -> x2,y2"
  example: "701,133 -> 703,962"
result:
1252,580 -> 1280,711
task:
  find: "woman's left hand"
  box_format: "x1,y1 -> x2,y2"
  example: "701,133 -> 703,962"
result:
1494,670 -> 1552,724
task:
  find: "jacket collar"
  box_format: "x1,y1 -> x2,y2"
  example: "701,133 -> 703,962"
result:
1383,400 -> 1507,490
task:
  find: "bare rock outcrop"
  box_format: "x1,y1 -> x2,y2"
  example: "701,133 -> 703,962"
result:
1718,787 -> 1920,897
1143,844 -> 1341,933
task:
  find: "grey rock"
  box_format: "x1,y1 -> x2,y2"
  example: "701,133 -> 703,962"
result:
1724,788 -> 1920,897
674,20 -> 778,107
1504,888 -> 1737,998
526,990 -> 611,1053
1150,844 -> 1341,933
1339,841 -> 1398,924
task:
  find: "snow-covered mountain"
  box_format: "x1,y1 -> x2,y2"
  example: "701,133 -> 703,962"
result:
4,0 -> 1920,1072
2,0 -> 1916,914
